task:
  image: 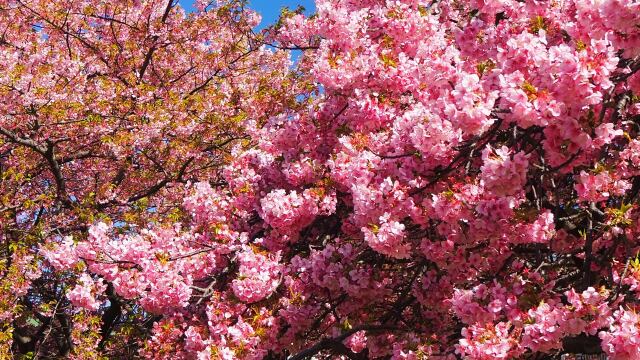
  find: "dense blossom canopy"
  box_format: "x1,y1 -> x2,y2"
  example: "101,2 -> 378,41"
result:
2,0 -> 640,359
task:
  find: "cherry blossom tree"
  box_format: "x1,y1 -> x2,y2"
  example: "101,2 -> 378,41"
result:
0,0 -> 307,357
5,0 -> 640,359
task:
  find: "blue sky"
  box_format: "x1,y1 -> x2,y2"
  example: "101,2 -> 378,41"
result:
179,0 -> 316,29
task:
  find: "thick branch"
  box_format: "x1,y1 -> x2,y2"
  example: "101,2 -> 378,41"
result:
288,326 -> 393,360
